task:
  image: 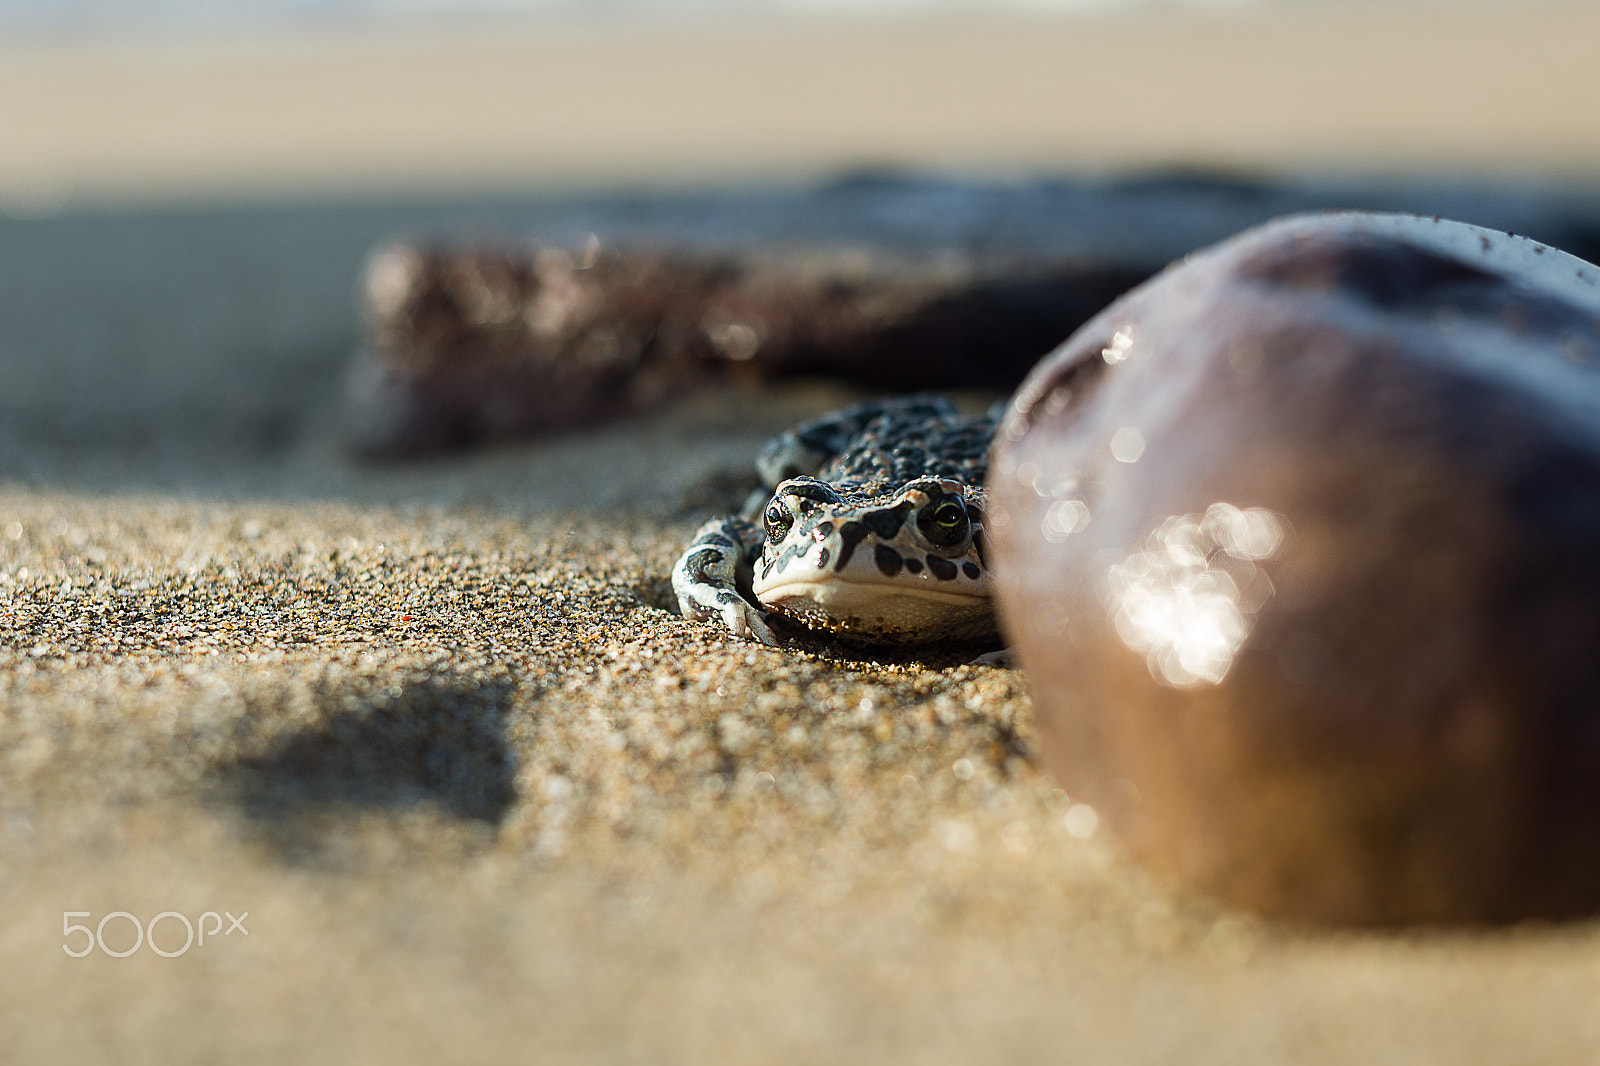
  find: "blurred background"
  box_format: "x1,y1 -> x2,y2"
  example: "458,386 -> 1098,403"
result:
5,0 -> 1600,206
4,0 -> 1600,488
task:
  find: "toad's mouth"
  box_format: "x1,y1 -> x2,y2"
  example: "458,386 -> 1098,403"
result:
757,573 -> 994,642
757,575 -> 988,608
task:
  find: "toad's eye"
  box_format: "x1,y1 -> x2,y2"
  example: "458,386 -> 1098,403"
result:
918,499 -> 969,548
764,501 -> 794,543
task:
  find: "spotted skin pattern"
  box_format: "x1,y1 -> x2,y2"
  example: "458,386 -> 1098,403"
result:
673,395 -> 998,647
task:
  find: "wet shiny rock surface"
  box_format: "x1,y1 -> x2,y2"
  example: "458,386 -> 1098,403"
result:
991,212 -> 1600,925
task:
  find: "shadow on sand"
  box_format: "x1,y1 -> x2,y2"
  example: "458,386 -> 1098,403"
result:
215,674 -> 518,859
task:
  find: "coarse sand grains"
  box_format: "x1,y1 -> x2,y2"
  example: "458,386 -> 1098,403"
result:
4,390 -> 1600,1064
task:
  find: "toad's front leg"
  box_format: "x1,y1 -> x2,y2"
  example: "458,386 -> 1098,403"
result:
672,515 -> 777,645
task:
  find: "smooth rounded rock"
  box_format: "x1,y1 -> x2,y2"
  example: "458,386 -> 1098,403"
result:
991,212 -> 1600,925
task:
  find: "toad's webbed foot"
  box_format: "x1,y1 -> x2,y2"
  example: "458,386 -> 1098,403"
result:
672,515 -> 777,645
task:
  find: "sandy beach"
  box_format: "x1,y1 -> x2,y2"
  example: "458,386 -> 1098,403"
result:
6,5 -> 1600,1062
9,366 -> 1600,1062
